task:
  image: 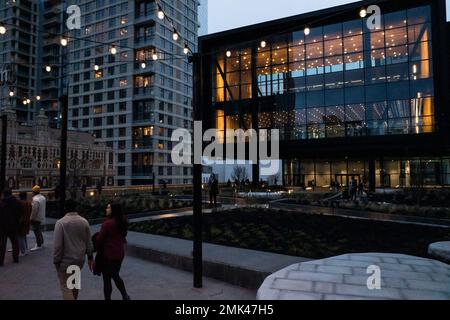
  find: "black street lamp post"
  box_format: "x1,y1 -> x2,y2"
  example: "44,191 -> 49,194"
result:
0,113 -> 6,194
190,52 -> 203,288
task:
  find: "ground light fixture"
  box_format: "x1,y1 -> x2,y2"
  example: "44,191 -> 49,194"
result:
0,23 -> 6,35
157,5 -> 165,20
360,8 -> 368,18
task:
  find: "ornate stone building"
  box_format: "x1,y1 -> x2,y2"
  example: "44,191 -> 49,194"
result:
1,108 -> 115,190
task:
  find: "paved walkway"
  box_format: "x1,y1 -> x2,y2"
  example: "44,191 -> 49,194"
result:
257,253 -> 450,300
0,232 -> 255,300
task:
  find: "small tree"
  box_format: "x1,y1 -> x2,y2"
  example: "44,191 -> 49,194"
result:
231,166 -> 248,190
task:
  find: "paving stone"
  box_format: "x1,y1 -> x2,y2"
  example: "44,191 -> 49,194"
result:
278,290 -> 323,300
335,284 -> 403,299
317,265 -> 353,275
401,289 -> 450,300
405,279 -> 450,292
349,255 -> 382,263
298,264 -> 317,272
411,265 -> 433,273
378,262 -> 414,272
324,259 -> 373,268
271,278 -> 313,292
313,282 -> 335,294
381,257 -> 399,264
288,271 -> 344,283
398,258 -> 435,267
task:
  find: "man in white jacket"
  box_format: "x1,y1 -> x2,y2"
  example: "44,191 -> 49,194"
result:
30,185 -> 46,251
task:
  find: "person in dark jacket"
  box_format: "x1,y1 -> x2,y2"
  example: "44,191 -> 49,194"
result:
18,192 -> 32,256
0,190 -> 21,265
94,203 -> 130,300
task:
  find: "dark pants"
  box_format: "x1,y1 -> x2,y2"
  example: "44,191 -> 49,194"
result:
209,192 -> 217,207
102,260 -> 128,300
31,221 -> 44,247
0,232 -> 19,265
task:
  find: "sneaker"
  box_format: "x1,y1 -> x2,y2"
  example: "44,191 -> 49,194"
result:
7,249 -> 12,253
30,245 -> 42,252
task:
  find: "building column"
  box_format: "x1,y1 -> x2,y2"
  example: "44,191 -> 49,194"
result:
368,159 -> 376,192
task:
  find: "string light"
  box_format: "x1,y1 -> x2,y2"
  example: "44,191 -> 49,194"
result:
0,23 -> 6,35
226,50 -> 231,57
110,46 -> 117,55
141,62 -> 146,69
9,91 -> 14,97
260,40 -> 267,48
45,65 -> 52,72
157,5 -> 165,20
60,37 -> 68,46
152,51 -> 158,61
359,8 -> 367,18
36,95 -> 41,101
183,43 -> 189,55
94,64 -> 100,71
304,27 -> 311,36
172,29 -> 179,41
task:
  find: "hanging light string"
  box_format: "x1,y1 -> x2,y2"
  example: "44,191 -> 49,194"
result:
154,0 -> 193,56
0,2 -> 372,64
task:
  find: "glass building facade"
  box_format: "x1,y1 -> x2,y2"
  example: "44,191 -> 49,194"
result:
201,0 -> 450,189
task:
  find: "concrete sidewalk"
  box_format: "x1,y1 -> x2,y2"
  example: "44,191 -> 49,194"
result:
0,232 -> 255,300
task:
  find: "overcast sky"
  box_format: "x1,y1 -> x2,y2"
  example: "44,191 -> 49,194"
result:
208,0 -> 450,34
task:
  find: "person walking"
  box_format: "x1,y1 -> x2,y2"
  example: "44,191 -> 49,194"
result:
94,203 -> 130,300
30,186 -> 46,251
208,174 -> 218,208
53,200 -> 94,300
0,190 -> 21,266
351,178 -> 358,201
81,184 -> 87,198
96,182 -> 102,196
18,192 -> 32,256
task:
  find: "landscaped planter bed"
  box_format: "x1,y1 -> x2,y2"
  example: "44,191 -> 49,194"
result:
129,208 -> 450,259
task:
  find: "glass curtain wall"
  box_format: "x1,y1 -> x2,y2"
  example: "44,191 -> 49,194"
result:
211,5 -> 435,141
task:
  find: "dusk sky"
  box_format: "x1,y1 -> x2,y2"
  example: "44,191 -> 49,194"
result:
208,0 -> 450,34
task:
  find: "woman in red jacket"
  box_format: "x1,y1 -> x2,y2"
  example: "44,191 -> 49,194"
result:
95,203 -> 130,300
